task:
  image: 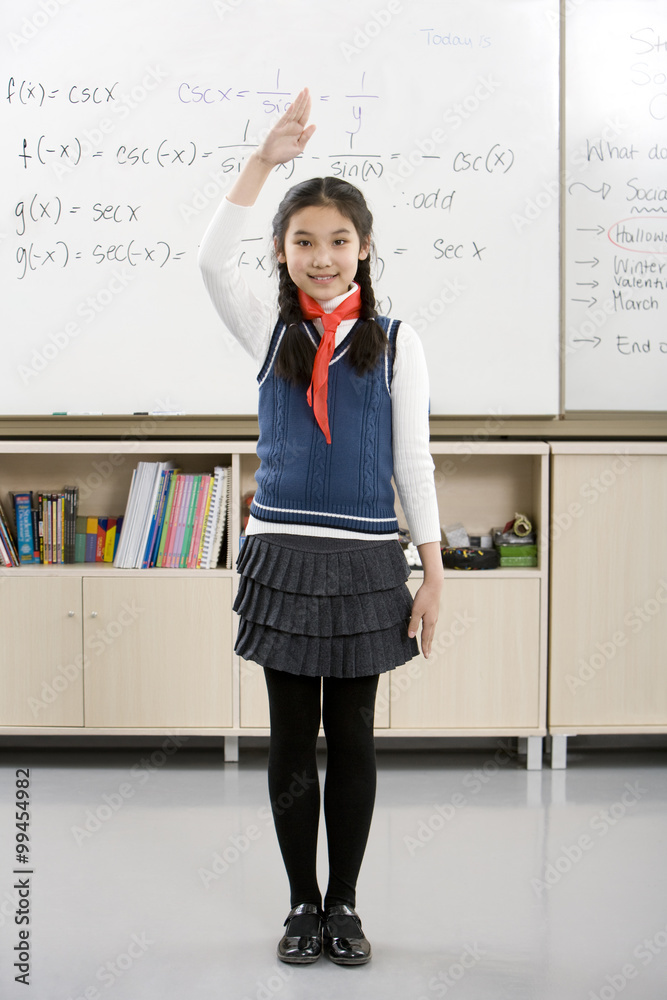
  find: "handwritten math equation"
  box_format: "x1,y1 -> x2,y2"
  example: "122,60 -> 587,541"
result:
15,195 -> 143,233
14,132 -> 516,187
7,77 -> 119,106
16,240 -> 183,279
7,69 -> 382,151
7,64 -> 517,282
9,129 -> 512,279
13,194 -> 185,278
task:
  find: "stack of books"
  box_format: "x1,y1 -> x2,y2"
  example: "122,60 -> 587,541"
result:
113,463 -> 230,570
0,488 -> 124,566
76,515 -> 124,563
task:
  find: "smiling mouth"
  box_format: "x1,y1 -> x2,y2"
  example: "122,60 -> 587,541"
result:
309,274 -> 337,281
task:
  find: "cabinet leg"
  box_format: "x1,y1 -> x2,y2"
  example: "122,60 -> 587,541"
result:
526,736 -> 543,771
224,736 -> 239,763
550,735 -> 568,769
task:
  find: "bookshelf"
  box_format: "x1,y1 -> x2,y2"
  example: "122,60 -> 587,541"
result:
0,437 -> 548,769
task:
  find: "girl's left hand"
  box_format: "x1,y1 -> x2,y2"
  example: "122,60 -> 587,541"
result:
408,580 -> 442,659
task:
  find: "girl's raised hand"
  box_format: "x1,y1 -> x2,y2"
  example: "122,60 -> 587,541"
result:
256,87 -> 316,166
226,87 -> 315,206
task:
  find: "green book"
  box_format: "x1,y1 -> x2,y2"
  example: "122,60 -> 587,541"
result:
75,515 -> 88,563
180,474 -> 201,568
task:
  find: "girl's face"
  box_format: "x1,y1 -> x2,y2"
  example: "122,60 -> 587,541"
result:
276,204 -> 369,302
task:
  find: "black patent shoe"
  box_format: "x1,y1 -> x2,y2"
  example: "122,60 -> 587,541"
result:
323,904 -> 372,965
277,903 -> 323,964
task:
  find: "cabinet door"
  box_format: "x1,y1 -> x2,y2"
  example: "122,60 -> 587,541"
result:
550,454 -> 667,728
83,577 -> 233,727
0,577 -> 83,726
390,578 -> 541,729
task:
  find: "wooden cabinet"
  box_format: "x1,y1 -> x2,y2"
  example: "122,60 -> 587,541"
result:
549,443 -> 667,763
0,573 -> 233,730
82,577 -> 233,728
389,577 -> 541,731
0,440 -> 240,734
387,441 -> 549,747
0,576 -> 83,727
3,431 -> 666,768
0,437 -> 547,765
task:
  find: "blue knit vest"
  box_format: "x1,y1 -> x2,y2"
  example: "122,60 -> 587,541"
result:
250,316 -> 400,534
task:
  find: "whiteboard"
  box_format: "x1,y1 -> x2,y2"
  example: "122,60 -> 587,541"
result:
565,0 -> 667,411
1,0 -> 559,416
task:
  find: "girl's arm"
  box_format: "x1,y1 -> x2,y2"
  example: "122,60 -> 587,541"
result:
198,88 -> 316,362
391,322 -> 444,658
198,199 -> 275,365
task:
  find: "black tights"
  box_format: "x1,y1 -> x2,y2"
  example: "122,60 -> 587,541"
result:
263,666 -> 379,911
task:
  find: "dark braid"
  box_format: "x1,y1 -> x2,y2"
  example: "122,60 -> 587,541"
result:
346,253 -> 388,376
272,177 -> 388,384
274,262 -> 316,384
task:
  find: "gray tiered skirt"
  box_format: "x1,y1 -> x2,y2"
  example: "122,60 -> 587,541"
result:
233,533 -> 419,678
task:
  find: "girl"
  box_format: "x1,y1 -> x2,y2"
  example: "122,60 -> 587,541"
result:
199,88 -> 443,966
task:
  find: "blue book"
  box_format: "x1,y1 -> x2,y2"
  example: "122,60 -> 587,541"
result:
142,469 -> 174,568
113,515 -> 124,560
11,492 -> 35,564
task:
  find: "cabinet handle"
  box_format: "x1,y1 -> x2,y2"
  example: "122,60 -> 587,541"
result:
67,611 -> 75,618
90,611 -> 98,618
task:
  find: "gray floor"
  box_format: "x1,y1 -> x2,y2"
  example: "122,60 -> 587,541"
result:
1,741 -> 666,1000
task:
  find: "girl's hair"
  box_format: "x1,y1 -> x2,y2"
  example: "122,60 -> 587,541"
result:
272,176 -> 387,384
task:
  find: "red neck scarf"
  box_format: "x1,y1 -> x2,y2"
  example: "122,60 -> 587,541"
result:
298,285 -> 362,444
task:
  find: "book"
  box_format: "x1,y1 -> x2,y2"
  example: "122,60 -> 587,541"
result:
0,498 -> 19,566
155,474 -> 179,568
30,500 -> 40,561
10,492 -> 35,563
114,462 -> 174,569
0,533 -> 15,567
217,468 -> 231,570
104,517 -> 118,562
113,516 -> 123,560
42,494 -> 51,564
56,494 -> 64,564
162,473 -> 185,569
86,517 -> 99,563
180,474 -> 200,569
75,516 -> 87,563
141,469 -> 173,569
189,474 -> 212,569
63,486 -> 79,563
195,476 -> 215,569
96,517 -> 108,562
167,473 -> 192,569
201,467 -> 228,569
137,463 -> 174,569
224,469 -> 232,569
